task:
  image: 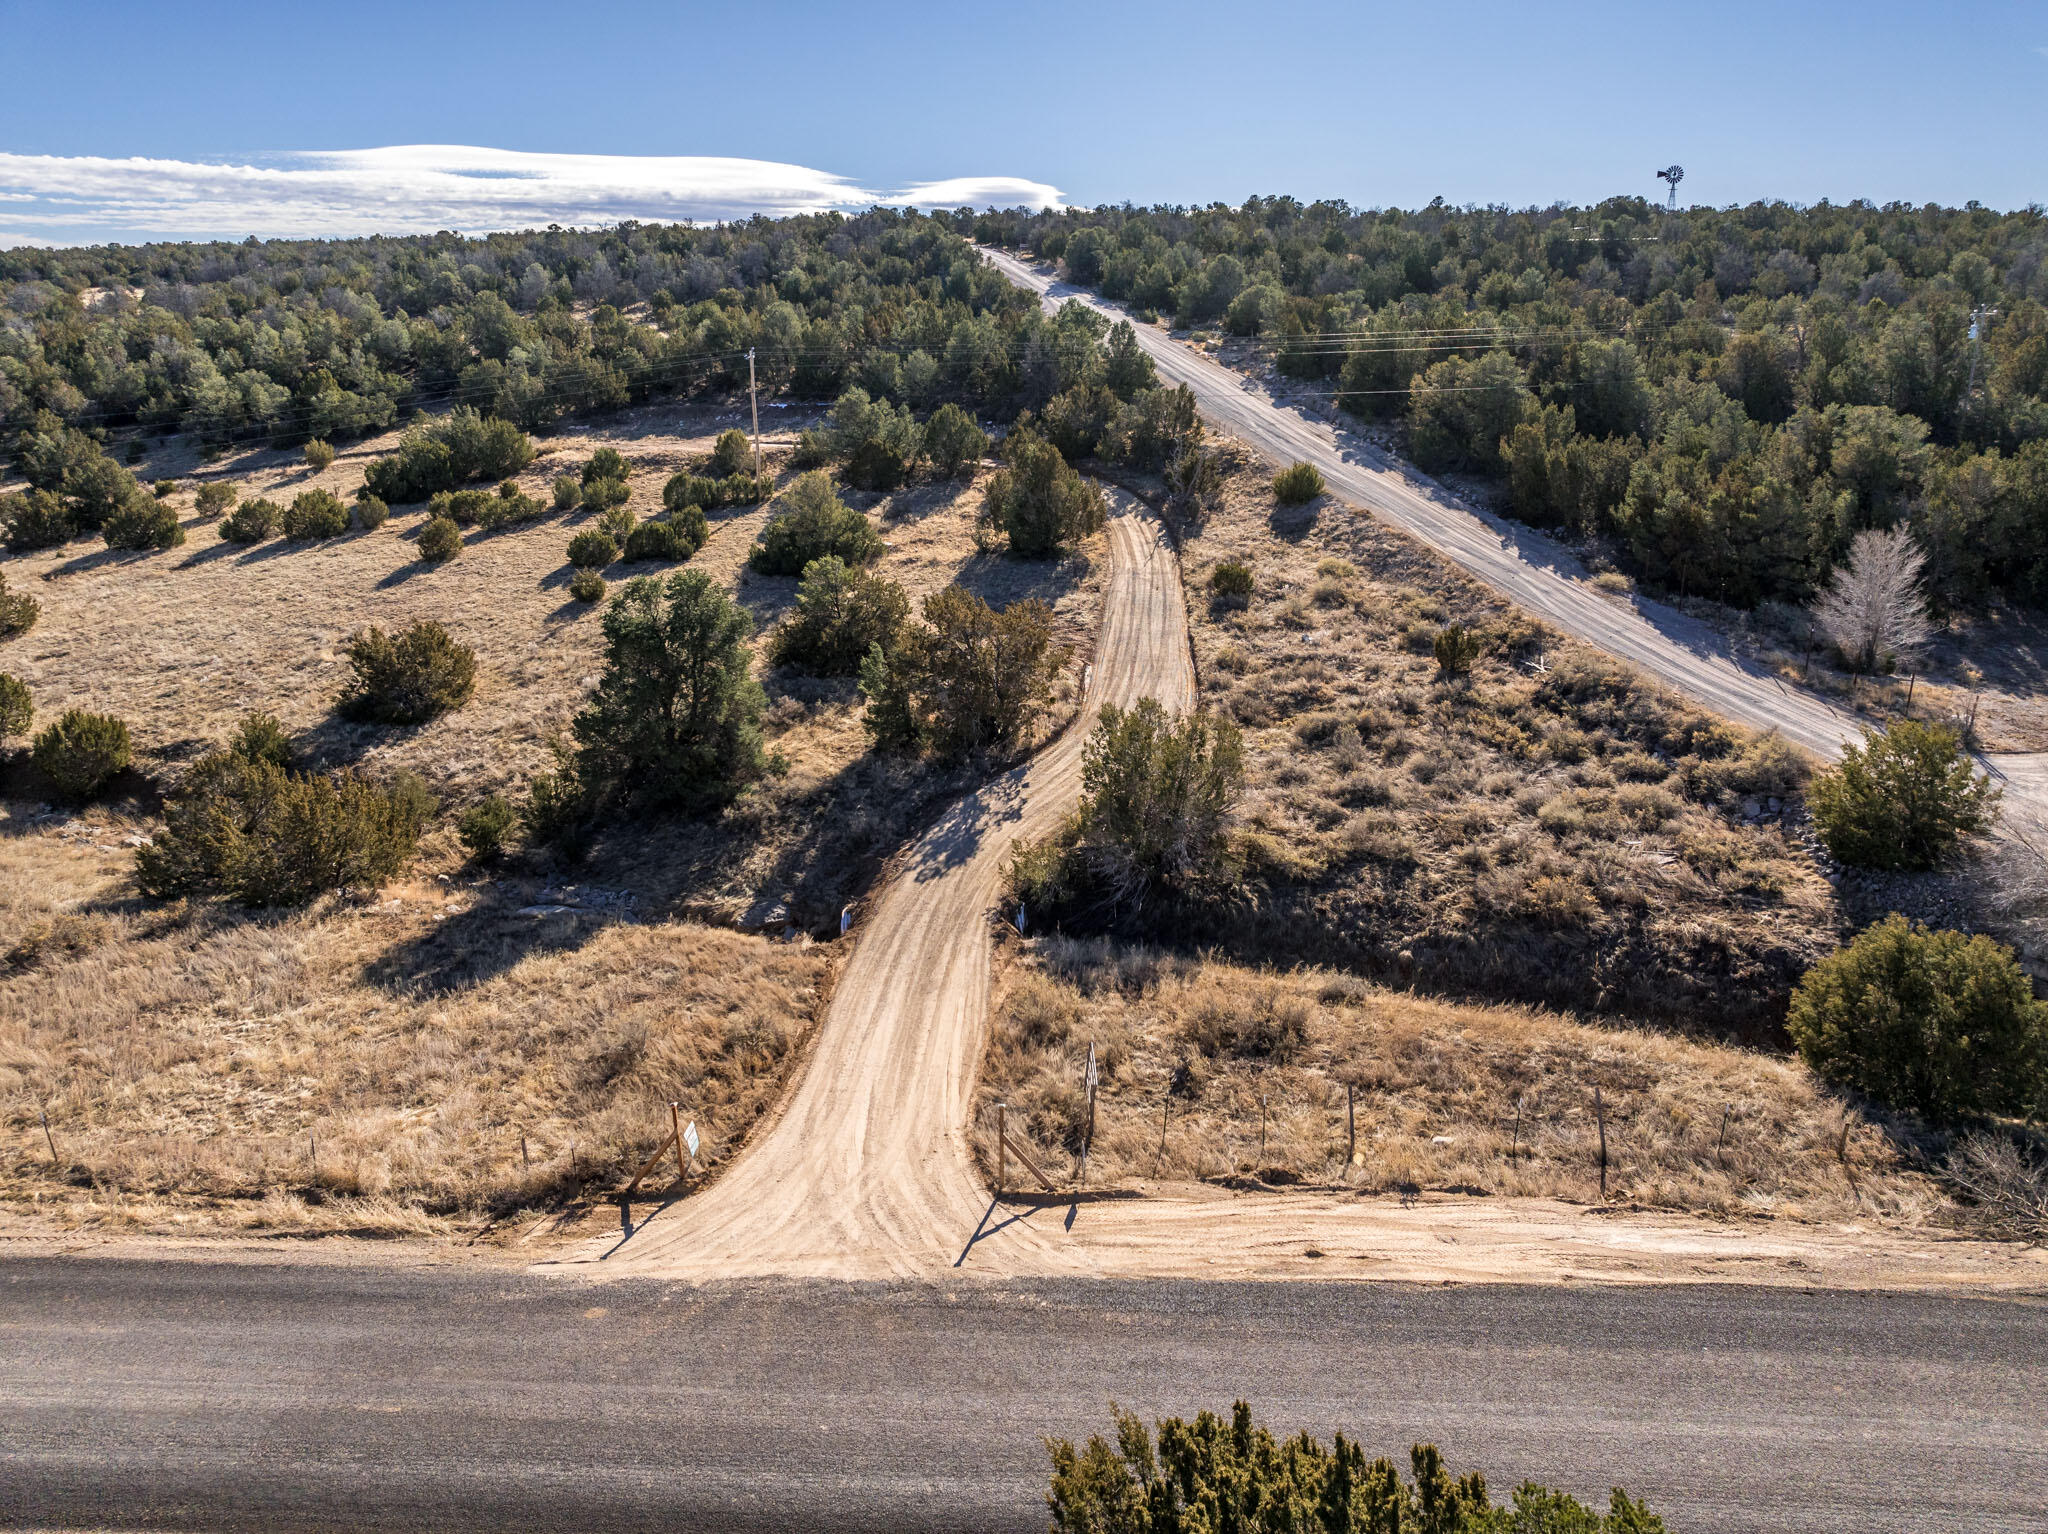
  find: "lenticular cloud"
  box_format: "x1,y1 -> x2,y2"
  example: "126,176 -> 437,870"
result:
0,145 -> 1064,247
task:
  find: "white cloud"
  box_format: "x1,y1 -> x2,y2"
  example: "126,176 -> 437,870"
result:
0,145 -> 1064,247
881,175 -> 1067,209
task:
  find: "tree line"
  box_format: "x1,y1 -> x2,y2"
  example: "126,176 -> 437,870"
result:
0,211 -> 1054,452
10,197 -> 2046,608
983,196 -> 2048,610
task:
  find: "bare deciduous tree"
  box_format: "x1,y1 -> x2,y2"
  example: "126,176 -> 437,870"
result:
1811,525 -> 1932,673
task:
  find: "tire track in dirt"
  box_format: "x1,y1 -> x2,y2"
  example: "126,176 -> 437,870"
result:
545,506 -> 1193,1277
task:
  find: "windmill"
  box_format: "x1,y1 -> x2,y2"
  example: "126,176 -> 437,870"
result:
1655,165 -> 1685,210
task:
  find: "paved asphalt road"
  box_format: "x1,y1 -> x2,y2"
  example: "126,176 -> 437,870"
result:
3,1259 -> 2044,1532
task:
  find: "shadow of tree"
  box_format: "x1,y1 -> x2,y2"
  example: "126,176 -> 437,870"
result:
293,712 -> 418,773
734,566 -> 799,632
877,477 -> 980,525
375,555 -> 446,589
363,896 -> 610,999
750,748 -> 978,926
175,539 -> 244,570
1268,500 -> 1318,541
234,536 -> 345,567
950,545 -> 1088,611
544,596 -> 599,627
907,765 -> 1028,884
47,545 -> 165,579
569,737 -> 968,939
0,757 -> 163,819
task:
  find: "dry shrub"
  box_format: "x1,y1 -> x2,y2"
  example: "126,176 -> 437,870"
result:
1181,984 -> 1311,1062
1519,873 -> 1599,928
1941,1133 -> 2048,1241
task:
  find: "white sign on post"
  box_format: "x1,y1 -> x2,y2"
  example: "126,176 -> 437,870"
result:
683,1121 -> 700,1160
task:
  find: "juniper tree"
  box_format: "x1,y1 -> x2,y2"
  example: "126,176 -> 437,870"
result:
1808,720 -> 1996,869
572,571 -> 766,815
985,430 -> 1105,557
1074,699 -> 1244,908
769,557 -> 910,676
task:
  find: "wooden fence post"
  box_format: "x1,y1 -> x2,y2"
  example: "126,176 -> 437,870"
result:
1511,1095 -> 1523,1164
521,1133 -> 530,1169
1593,1086 -> 1608,1201
1716,1107 -> 1731,1167
40,1107 -> 58,1169
1346,1084 -> 1356,1176
996,1102 -> 1007,1198
1258,1094 -> 1268,1164
1156,1096 -> 1170,1171
670,1101 -> 685,1181
1082,1042 -> 1098,1186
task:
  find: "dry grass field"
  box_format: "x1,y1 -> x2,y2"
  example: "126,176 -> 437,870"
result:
0,826 -> 831,1236
1092,447 -> 1841,1036
0,404 -> 1105,1233
977,937 -> 1946,1226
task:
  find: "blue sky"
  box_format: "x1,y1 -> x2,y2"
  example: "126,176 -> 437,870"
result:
1,0 -> 2042,245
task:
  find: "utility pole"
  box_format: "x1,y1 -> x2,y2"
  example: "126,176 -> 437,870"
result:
746,347 -> 761,475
